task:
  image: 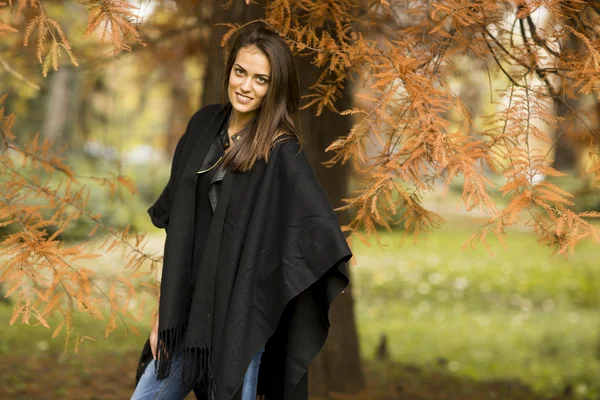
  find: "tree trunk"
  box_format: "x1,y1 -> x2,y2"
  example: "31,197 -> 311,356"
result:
41,66 -> 81,146
200,1 -> 365,395
552,97 -> 580,172
296,56 -> 365,396
551,15 -> 585,173
200,2 -> 248,108
165,48 -> 194,156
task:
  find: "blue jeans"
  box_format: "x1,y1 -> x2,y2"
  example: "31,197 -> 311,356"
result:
131,346 -> 264,400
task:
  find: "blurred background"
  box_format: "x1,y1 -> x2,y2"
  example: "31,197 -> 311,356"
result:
2,1 -> 600,399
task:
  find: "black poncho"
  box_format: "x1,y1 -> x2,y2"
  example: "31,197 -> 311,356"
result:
134,103 -> 352,400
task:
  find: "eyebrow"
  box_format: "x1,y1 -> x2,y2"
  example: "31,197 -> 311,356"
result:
234,64 -> 270,79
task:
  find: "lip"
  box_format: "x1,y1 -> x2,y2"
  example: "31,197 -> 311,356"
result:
235,92 -> 253,100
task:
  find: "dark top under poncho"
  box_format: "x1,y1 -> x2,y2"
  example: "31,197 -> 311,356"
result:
191,110 -> 231,290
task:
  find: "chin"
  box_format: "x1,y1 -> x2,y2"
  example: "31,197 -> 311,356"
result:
233,100 -> 258,114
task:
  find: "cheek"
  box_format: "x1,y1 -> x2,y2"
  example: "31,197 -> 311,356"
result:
256,84 -> 269,99
228,74 -> 241,88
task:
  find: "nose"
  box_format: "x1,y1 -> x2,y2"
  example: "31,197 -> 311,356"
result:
240,77 -> 252,93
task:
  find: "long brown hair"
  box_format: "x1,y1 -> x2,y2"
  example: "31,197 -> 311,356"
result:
220,22 -> 301,172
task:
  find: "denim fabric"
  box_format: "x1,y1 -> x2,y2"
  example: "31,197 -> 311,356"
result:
131,353 -> 192,400
240,345 -> 264,400
131,346 -> 265,400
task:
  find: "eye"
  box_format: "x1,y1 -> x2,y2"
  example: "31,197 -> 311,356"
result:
257,76 -> 268,84
235,67 -> 244,76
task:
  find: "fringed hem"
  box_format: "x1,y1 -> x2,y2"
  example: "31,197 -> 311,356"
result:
155,324 -> 187,378
181,346 -> 215,395
149,324 -> 215,394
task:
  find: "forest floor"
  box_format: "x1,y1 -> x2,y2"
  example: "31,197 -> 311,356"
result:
0,348 -> 571,400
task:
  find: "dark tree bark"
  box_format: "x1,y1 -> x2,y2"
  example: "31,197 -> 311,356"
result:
296,56 -> 365,395
552,97 -> 580,172
200,2 -> 248,108
200,0 -> 365,395
551,12 -> 586,173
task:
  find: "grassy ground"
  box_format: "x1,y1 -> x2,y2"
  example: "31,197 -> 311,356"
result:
1,216 -> 599,399
351,216 -> 600,399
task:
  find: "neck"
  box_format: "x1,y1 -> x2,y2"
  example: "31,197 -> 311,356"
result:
228,108 -> 255,138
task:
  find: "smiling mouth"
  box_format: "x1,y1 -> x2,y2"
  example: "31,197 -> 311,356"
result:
236,92 -> 253,100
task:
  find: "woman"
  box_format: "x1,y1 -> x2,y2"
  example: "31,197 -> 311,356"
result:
131,23 -> 352,400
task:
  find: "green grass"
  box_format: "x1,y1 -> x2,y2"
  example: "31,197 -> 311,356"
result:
351,219 -> 600,399
0,301 -> 151,357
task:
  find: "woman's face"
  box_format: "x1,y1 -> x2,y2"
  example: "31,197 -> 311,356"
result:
227,45 -> 271,117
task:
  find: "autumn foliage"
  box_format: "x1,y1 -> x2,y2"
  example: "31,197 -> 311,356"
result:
2,0 -> 600,349
262,0 -> 600,254
0,94 -> 161,350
